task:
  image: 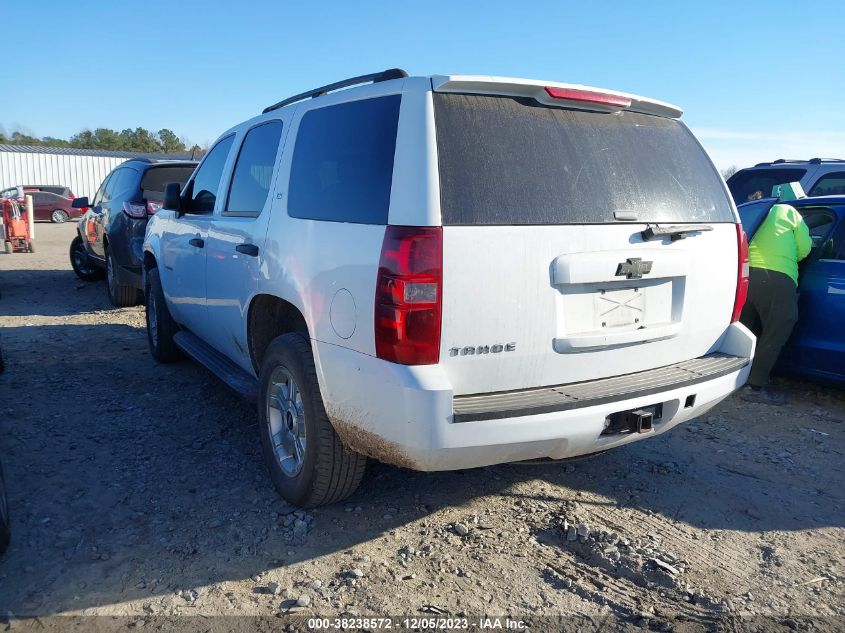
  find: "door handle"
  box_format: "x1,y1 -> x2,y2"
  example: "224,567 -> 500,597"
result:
189,237 -> 204,248
236,243 -> 259,257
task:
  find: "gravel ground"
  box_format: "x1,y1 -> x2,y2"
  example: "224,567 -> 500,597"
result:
0,223 -> 843,631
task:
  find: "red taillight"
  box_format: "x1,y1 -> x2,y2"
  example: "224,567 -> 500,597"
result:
544,86 -> 632,109
732,224 -> 749,323
146,200 -> 163,214
123,201 -> 147,218
374,226 -> 442,365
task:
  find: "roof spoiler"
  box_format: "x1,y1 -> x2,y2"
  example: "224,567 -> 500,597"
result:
430,75 -> 683,119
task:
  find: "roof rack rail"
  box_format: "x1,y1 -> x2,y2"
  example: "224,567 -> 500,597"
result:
262,68 -> 409,114
809,157 -> 845,164
771,158 -> 805,164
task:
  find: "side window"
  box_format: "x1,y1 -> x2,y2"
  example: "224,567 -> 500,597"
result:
808,172 -> 845,197
225,121 -> 284,216
108,168 -> 139,201
801,209 -> 839,260
102,168 -> 125,203
288,95 -> 401,224
92,173 -> 113,207
186,135 -> 235,214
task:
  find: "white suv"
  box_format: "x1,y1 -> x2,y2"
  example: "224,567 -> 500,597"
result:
143,69 -> 755,507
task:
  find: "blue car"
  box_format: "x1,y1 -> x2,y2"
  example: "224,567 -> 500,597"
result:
737,195 -> 845,386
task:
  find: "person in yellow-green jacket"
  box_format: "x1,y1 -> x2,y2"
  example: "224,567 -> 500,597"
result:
739,184 -> 812,405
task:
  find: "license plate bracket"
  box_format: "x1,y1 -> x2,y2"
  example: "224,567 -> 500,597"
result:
595,287 -> 645,329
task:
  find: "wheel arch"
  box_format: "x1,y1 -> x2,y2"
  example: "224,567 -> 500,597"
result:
247,294 -> 310,374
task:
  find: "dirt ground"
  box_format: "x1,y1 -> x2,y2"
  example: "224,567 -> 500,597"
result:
0,223 -> 843,632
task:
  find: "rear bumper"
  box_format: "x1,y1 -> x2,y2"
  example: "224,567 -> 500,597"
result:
314,322 -> 754,471
108,216 -> 147,290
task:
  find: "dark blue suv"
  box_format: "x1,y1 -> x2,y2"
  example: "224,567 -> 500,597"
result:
70,159 -> 196,306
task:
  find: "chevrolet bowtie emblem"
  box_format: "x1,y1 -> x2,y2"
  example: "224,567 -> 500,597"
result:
615,257 -> 653,279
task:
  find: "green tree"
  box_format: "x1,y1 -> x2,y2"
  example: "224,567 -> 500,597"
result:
10,130 -> 43,145
69,129 -> 95,148
119,127 -> 161,153
90,128 -> 124,150
157,128 -> 186,154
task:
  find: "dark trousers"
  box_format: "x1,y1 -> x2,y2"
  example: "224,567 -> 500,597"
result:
739,268 -> 799,387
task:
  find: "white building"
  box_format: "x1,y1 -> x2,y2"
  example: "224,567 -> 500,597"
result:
0,144 -> 193,200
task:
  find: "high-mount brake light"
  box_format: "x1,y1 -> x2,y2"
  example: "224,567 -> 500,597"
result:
374,226 -> 442,365
544,86 -> 632,109
732,224 -> 749,323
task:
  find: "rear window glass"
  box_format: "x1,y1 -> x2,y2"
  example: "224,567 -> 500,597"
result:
434,93 -> 734,225
288,95 -> 401,225
727,168 -> 807,204
141,166 -> 195,197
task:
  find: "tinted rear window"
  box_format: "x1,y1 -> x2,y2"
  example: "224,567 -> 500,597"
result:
434,93 -> 734,225
141,166 -> 196,198
727,168 -> 807,204
288,95 -> 401,225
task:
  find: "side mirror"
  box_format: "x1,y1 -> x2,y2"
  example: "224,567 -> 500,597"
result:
163,183 -> 182,215
72,196 -> 89,209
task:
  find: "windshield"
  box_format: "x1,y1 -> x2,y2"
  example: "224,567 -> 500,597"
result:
433,93 -> 734,225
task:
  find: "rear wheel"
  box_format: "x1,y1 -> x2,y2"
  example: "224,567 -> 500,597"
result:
145,267 -> 181,363
258,333 -> 366,507
106,248 -> 137,307
69,236 -> 104,281
51,209 -> 69,223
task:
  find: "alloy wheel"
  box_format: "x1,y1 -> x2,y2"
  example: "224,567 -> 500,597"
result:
266,367 -> 306,477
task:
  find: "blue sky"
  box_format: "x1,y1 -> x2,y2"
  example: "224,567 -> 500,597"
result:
2,0 -> 843,169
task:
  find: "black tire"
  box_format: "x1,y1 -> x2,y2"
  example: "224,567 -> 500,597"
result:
27,240 -> 34,253
145,267 -> 181,363
69,236 -> 104,281
0,461 -> 10,556
51,209 -> 69,223
258,333 -> 366,507
106,248 -> 137,307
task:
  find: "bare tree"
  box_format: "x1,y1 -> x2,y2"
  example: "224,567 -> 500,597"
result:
720,165 -> 739,180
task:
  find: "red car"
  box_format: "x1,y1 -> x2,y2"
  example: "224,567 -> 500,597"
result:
0,185 -> 83,223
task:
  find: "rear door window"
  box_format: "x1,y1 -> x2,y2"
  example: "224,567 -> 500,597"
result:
107,168 -> 139,201
727,168 -> 807,204
434,93 -> 734,225
287,95 -> 401,224
225,120 -> 284,216
808,171 -> 845,197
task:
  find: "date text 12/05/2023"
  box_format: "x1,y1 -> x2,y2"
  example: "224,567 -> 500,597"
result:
306,617 -> 528,630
